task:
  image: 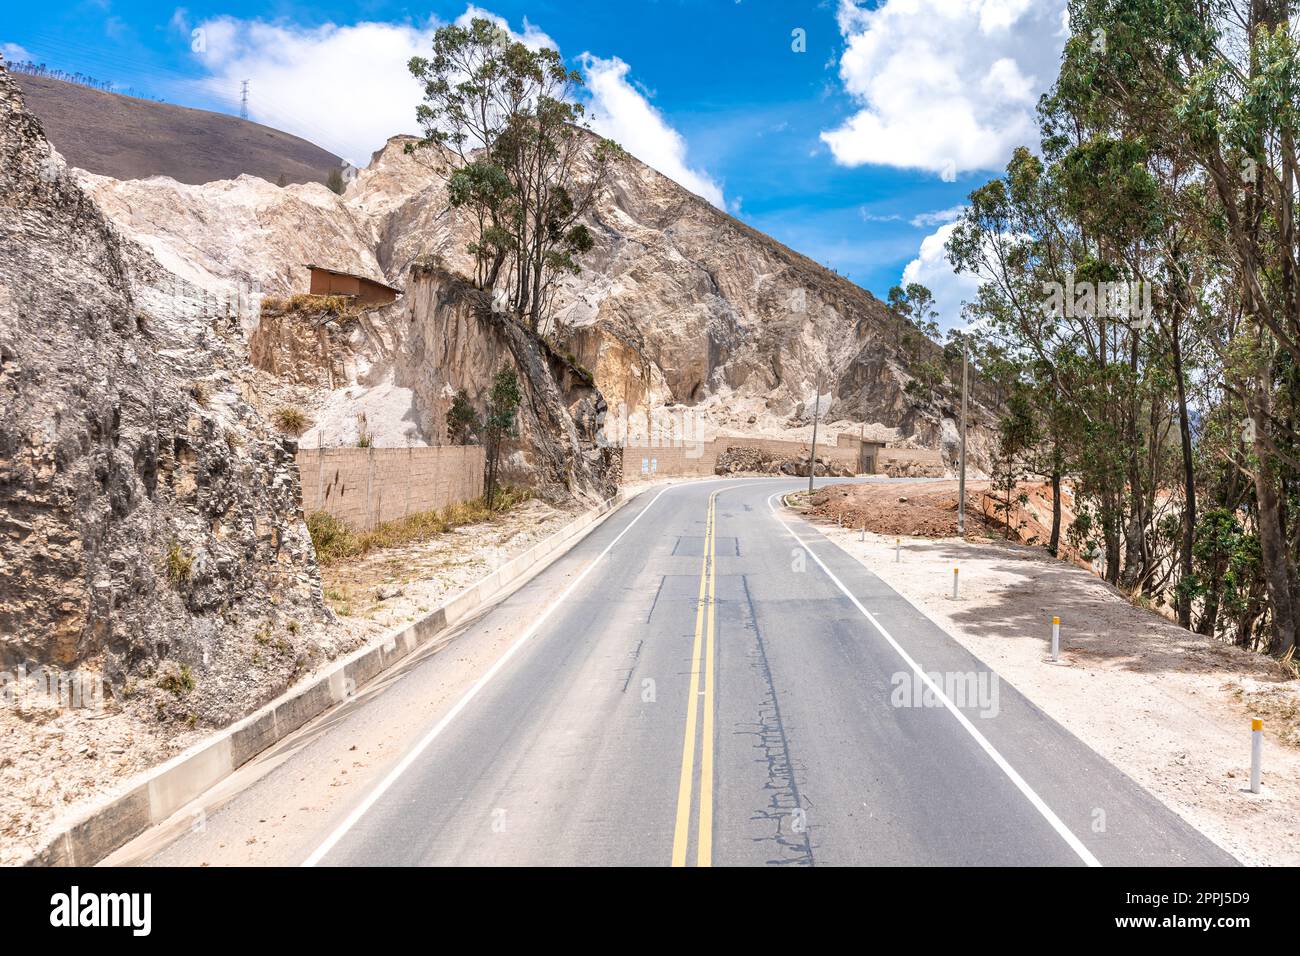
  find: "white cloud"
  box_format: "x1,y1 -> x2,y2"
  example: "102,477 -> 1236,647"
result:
1,42 -> 34,64
821,0 -> 1067,177
909,205 -> 968,228
454,5 -> 556,50
901,221 -> 982,331
182,7 -> 723,206
579,54 -> 725,208
190,16 -> 437,163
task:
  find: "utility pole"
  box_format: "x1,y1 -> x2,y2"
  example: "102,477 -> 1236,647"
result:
239,79 -> 249,120
808,373 -> 822,495
958,338 -> 968,536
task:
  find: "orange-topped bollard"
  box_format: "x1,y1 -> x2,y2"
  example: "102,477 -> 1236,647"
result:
1251,719 -> 1263,793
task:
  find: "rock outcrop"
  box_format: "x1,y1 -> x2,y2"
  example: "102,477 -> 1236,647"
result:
75,132 -> 996,471
0,66 -> 337,725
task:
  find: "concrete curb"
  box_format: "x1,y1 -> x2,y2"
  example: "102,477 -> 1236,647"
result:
24,490 -> 636,867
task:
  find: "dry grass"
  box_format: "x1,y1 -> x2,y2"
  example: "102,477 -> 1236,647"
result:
273,405 -> 311,436
165,543 -> 193,585
307,486 -> 533,565
260,293 -> 353,315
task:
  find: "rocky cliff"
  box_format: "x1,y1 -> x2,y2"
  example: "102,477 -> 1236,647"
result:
74,131 -> 994,471
0,66 -> 343,726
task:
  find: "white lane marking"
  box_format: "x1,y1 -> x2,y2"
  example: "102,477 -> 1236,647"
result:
302,485 -> 675,866
766,493 -> 1102,868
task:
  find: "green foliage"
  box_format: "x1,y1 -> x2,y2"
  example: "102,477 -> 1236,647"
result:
407,17 -> 625,329
446,388 -> 478,444
483,367 -> 523,507
940,0 -> 1300,655
326,167 -> 345,194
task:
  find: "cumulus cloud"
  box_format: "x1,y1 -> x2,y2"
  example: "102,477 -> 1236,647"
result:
182,7 -> 723,206
901,221 -> 982,331
189,16 -> 437,163
821,0 -> 1067,178
454,5 -> 556,50
579,54 -> 725,208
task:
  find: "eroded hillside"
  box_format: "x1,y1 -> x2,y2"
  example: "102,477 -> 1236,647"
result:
75,130 -> 993,468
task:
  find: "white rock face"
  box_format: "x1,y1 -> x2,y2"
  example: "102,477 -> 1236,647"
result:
77,131 -> 990,463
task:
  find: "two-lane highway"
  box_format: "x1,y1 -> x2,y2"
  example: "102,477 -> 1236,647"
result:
111,478 -> 1237,867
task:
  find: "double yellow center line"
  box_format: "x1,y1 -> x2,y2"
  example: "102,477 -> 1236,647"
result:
672,490 -> 718,867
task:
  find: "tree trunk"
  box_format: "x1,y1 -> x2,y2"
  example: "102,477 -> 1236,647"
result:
1171,313 -> 1196,629
1049,468 -> 1062,557
1253,405 -> 1297,656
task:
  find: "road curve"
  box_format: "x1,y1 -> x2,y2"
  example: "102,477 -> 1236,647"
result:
114,478 -> 1236,867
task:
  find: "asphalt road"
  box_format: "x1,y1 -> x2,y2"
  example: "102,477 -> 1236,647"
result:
110,478 -> 1237,867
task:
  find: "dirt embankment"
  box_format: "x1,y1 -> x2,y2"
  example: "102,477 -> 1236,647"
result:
809,479 -> 1087,561
809,480 -> 997,537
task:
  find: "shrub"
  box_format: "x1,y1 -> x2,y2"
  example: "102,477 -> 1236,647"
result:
165,543 -> 193,585
157,663 -> 195,696
273,405 -> 311,436
307,511 -> 358,563
446,389 -> 478,445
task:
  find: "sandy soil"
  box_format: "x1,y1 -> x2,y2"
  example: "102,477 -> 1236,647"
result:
810,479 -> 996,537
802,503 -> 1300,866
319,498 -> 580,634
0,496 -> 577,866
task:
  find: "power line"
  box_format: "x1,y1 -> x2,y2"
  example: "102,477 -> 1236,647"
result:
239,79 -> 249,120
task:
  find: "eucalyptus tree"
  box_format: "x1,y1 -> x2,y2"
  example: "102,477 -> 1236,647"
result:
1058,0 -> 1300,653
409,17 -> 624,330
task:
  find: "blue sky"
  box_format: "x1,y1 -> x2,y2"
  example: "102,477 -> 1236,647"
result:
2,0 -> 1070,326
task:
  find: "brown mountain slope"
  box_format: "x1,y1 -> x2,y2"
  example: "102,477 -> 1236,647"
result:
12,73 -> 343,186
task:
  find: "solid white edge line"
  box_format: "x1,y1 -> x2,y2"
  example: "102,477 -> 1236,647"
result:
766,491 -> 1103,868
301,484 -> 675,866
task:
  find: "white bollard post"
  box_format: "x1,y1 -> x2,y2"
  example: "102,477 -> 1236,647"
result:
1051,616 -> 1060,662
952,567 -> 959,600
895,538 -> 900,563
1250,719 -> 1263,793
860,524 -> 865,542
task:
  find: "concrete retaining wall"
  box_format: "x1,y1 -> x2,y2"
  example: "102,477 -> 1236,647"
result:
297,446 -> 485,531
877,446 -> 946,475
621,435 -> 875,481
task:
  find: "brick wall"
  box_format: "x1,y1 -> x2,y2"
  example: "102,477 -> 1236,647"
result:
297,446 -> 485,531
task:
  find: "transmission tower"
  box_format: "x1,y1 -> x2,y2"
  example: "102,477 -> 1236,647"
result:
239,80 -> 249,120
